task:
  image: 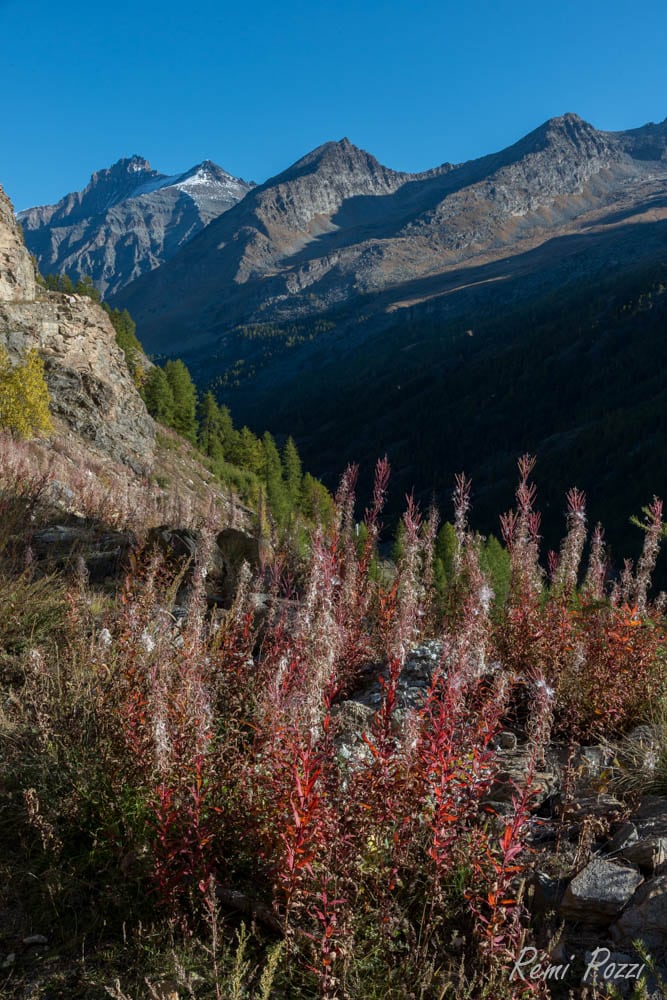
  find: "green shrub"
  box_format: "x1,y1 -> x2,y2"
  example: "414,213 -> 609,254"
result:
0,346 -> 52,438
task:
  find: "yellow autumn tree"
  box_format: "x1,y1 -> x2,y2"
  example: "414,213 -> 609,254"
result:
0,346 -> 53,438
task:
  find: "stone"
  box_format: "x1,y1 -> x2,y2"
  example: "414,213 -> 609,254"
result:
0,183 -> 35,301
620,798 -> 667,873
603,799 -> 667,874
148,526 -> 199,564
622,839 -> 667,873
145,525 -> 268,608
492,730 -> 518,751
560,858 -> 644,926
611,874 -> 667,952
561,793 -> 625,825
333,700 -> 375,743
214,527 -> 268,606
606,822 -> 640,857
22,934 -> 48,946
32,522 -> 135,582
486,747 -> 560,810
345,640 -> 443,713
528,870 -> 567,914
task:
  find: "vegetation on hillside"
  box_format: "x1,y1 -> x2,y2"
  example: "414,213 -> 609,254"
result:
38,271 -> 335,527
213,258 -> 667,571
0,346 -> 52,438
143,362 -> 334,527
1,440 -> 665,998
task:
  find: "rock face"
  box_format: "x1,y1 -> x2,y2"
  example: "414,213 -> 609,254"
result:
19,155 -> 253,297
0,182 -> 155,471
147,525 -> 266,608
606,798 -> 667,874
113,113 -> 667,355
560,858 -> 644,926
32,522 -> 136,583
611,874 -> 667,952
0,184 -> 35,301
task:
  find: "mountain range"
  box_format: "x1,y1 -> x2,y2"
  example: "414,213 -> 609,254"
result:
19,156 -> 253,297
18,114 -> 667,555
107,113 -> 667,349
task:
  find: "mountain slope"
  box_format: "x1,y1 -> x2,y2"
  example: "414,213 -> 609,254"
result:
20,155 -> 253,297
113,114 -> 667,355
110,113 -> 667,562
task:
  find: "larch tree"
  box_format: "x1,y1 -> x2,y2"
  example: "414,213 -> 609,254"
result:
142,366 -> 175,425
0,347 -> 53,438
282,436 -> 303,509
164,359 -> 198,443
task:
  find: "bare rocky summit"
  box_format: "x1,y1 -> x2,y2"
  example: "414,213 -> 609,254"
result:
0,182 -> 154,471
19,155 -> 253,297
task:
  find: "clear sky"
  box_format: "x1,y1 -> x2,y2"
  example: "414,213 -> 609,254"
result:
2,0 -> 666,211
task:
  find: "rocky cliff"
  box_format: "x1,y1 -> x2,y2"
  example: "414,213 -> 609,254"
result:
0,186 -> 36,302
0,182 -> 155,471
19,155 -> 253,297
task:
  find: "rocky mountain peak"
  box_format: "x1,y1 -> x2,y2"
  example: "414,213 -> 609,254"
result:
18,155 -> 163,231
124,154 -> 154,173
100,154 -> 154,177
518,112 -> 609,158
618,116 -> 667,161
285,136 -> 398,179
246,137 -> 405,231
74,155 -> 162,215
20,154 -> 253,297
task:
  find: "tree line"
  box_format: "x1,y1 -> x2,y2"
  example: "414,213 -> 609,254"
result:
143,360 -> 333,526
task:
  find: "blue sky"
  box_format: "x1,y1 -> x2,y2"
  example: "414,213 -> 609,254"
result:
2,0 -> 666,211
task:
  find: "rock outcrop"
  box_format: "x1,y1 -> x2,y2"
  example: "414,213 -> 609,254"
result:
0,185 -> 35,301
0,182 -> 155,471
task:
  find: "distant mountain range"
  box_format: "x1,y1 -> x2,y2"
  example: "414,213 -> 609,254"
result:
106,113 -> 667,352
18,115 -> 667,557
19,155 -> 253,296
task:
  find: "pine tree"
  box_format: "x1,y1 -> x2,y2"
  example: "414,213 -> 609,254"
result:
142,366 -> 175,424
229,426 -> 264,474
75,274 -> 101,302
216,404 -> 235,459
300,473 -> 335,527
480,534 -> 511,612
433,521 -> 458,600
262,431 -> 288,524
0,347 -> 52,438
44,273 -> 75,294
198,392 -> 225,463
282,435 -> 303,510
164,359 -> 198,442
104,305 -> 144,384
